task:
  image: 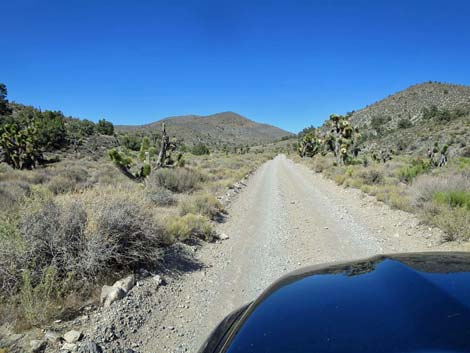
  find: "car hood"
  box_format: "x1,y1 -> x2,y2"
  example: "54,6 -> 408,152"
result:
207,252 -> 470,353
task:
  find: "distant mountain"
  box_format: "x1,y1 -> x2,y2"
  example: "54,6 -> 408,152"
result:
350,82 -> 470,130
116,111 -> 293,147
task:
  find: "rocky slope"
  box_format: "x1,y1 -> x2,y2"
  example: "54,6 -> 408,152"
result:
350,82 -> 470,129
116,112 -> 293,147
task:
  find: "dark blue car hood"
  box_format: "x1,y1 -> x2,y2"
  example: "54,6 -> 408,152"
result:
200,252 -> 470,353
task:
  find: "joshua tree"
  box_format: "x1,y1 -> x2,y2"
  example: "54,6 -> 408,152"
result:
427,142 -> 449,167
156,123 -> 179,168
0,119 -> 43,169
325,114 -> 361,165
298,129 -> 322,158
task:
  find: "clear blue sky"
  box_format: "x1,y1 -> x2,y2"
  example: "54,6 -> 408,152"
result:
2,0 -> 470,133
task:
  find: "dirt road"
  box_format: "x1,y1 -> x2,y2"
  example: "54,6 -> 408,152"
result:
85,155 -> 462,353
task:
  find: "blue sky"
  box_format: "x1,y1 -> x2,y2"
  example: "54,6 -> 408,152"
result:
2,0 -> 470,133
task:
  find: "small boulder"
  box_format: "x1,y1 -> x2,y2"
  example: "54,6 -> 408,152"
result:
30,339 -> 47,353
61,342 -> 77,352
45,330 -> 62,343
100,285 -> 126,307
63,330 -> 82,344
153,275 -> 165,286
113,275 -> 136,293
217,233 -> 229,240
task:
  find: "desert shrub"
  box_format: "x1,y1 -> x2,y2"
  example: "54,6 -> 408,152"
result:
165,214 -> 213,242
334,174 -> 346,185
0,217 -> 24,295
191,143 -> 210,155
410,174 -> 470,207
433,191 -> 470,210
422,202 -> 470,241
19,267 -> 59,326
313,158 -> 327,173
397,119 -> 413,129
149,168 -> 205,193
344,177 -> 363,189
0,180 -> 31,213
96,118 -> 114,135
398,159 -> 432,183
180,193 -> 223,220
410,174 -> 470,241
19,194 -> 88,279
47,175 -> 78,194
147,187 -> 177,206
358,169 -> 384,185
1,189 -> 164,311
388,192 -> 412,212
461,148 -> 470,158
85,194 -> 163,274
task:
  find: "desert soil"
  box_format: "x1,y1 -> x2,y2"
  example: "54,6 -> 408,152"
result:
67,155 -> 466,353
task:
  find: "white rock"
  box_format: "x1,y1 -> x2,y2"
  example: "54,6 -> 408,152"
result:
153,275 -> 165,286
100,285 -> 126,307
218,233 -> 229,240
63,330 -> 82,343
30,339 -> 46,353
61,342 -> 77,351
113,274 -> 135,293
44,330 -> 62,343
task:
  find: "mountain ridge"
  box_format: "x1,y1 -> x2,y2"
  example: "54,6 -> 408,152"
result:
116,111 -> 293,147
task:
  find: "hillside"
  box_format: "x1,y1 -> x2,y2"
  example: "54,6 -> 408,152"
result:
116,111 -> 293,147
350,82 -> 470,130
344,82 -> 470,157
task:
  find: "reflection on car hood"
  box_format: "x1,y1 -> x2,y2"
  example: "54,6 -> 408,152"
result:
221,252 -> 470,353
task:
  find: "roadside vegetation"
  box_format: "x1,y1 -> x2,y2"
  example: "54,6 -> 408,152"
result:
296,107 -> 470,243
0,83 -> 276,330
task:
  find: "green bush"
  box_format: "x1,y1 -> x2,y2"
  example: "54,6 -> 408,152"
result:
96,118 -> 114,135
119,134 -> 142,151
397,119 -> 413,129
36,111 -> 67,149
433,191 -> 470,210
19,267 -> 59,326
398,159 -> 432,183
191,143 -> 210,155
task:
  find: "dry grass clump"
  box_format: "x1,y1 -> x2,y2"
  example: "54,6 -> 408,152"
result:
0,180 -> 31,213
149,168 -> 205,193
410,174 -> 470,208
358,169 -> 384,185
410,173 -> 470,240
164,214 -> 213,242
180,193 -> 223,220
146,187 -> 177,207
312,157 -> 331,173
